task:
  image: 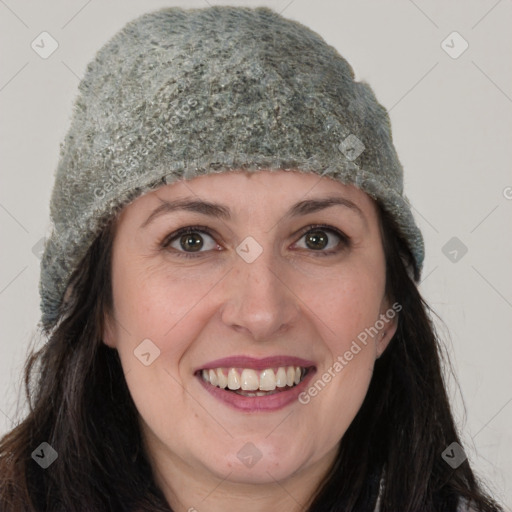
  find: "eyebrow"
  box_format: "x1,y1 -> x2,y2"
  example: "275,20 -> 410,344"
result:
140,195 -> 366,229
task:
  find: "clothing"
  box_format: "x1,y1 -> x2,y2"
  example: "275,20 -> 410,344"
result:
38,5 -> 425,330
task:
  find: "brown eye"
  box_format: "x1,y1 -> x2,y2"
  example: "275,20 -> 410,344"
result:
162,226 -> 218,258
304,230 -> 330,251
179,233 -> 204,252
294,225 -> 350,255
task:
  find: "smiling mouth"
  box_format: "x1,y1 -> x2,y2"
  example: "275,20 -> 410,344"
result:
196,365 -> 313,397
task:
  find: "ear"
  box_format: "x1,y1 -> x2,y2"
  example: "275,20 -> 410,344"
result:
376,298 -> 400,358
102,312 -> 118,349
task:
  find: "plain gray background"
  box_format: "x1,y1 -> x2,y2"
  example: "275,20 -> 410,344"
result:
1,0 -> 511,507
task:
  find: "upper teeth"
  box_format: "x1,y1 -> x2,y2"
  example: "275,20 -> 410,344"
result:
201,366 -> 305,391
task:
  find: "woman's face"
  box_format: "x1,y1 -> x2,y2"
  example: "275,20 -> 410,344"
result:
103,169 -> 397,500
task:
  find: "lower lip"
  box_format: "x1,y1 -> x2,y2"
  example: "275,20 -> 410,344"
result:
196,368 -> 317,412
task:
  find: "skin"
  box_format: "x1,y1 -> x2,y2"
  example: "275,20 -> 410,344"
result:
103,169 -> 397,512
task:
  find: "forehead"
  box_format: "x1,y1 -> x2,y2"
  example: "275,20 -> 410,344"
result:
116,168 -> 378,226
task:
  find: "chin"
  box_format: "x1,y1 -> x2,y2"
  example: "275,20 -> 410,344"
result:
200,446 -> 307,485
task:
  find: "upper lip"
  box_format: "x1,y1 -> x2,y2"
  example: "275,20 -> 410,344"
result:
195,355 -> 316,373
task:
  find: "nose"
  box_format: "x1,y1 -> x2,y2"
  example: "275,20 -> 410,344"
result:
220,243 -> 301,342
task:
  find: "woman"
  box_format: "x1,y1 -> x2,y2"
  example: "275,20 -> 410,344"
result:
0,5 -> 503,511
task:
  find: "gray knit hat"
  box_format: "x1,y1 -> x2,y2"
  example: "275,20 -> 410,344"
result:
39,5 -> 424,330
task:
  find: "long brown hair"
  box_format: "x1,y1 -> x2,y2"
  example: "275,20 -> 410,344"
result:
0,198 -> 503,511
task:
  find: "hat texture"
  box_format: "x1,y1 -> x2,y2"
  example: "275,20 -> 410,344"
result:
39,5 -> 425,330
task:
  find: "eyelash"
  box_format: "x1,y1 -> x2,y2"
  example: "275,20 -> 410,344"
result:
160,224 -> 351,259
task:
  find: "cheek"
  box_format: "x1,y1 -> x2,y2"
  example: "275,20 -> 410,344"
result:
109,260 -> 214,436
298,259 -> 385,437
110,252 -> 225,369
112,250 -> 185,335
302,255 -> 386,348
